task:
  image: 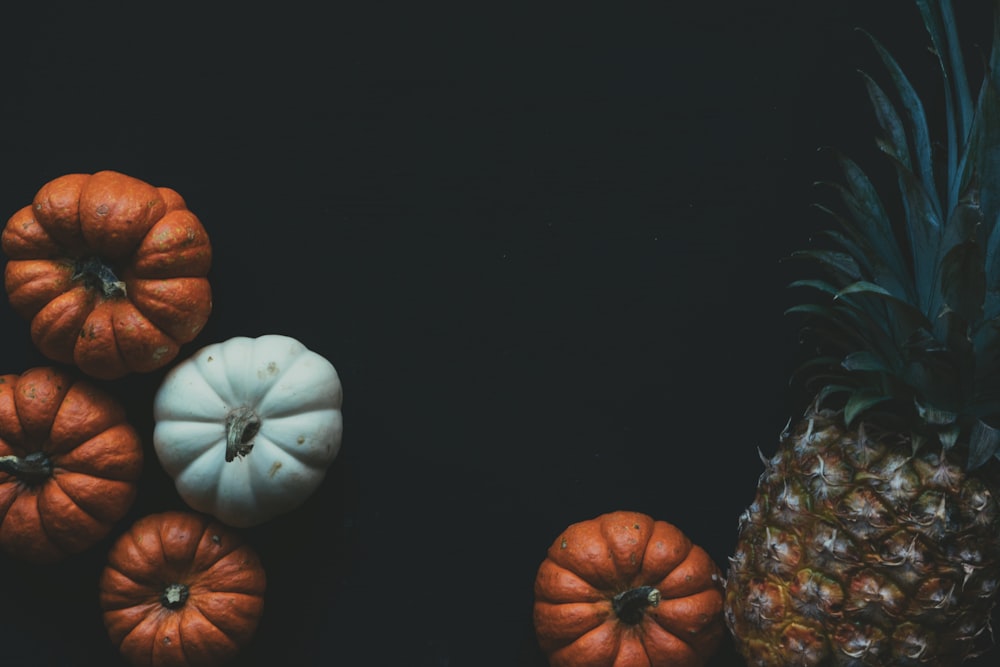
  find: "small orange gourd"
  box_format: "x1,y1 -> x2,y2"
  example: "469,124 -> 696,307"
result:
533,510 -> 725,667
99,510 -> 267,667
1,170 -> 212,379
0,366 -> 143,562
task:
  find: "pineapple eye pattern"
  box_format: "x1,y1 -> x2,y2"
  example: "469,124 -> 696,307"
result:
833,622 -> 889,662
836,487 -> 894,539
726,412 -> 1000,666
788,569 -> 844,619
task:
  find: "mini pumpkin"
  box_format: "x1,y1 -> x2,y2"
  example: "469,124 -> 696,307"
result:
0,366 -> 143,563
99,510 -> 266,667
533,510 -> 725,667
1,170 -> 212,380
152,334 -> 343,527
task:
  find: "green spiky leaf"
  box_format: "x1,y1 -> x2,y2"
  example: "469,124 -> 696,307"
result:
968,418 -> 1000,468
844,389 -> 893,425
940,240 -> 987,322
862,29 -> 940,215
836,281 -> 932,338
789,250 -> 864,285
842,350 -> 892,373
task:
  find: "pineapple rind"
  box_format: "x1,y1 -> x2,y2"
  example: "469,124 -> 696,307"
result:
725,408 -> 1000,666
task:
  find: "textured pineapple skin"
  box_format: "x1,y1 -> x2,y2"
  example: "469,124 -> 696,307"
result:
725,408 -> 1000,666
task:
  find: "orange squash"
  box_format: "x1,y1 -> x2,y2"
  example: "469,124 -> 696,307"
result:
0,366 -> 143,562
533,510 -> 725,667
99,510 -> 267,667
1,170 -> 212,379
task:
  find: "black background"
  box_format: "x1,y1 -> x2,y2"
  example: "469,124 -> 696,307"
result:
0,2 -> 997,666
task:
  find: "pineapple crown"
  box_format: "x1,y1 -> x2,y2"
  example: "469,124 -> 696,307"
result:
791,0 -> 1000,469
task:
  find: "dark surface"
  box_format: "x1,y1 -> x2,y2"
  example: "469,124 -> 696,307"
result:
0,2 -> 996,666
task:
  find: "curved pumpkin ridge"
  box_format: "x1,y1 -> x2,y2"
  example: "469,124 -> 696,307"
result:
547,519 -> 624,593
131,209 -> 212,279
598,512 -> 656,585
534,559 -> 605,604
72,301 -> 130,380
53,472 -> 137,523
648,589 -> 725,658
242,435 -> 321,515
31,172 -> 89,250
189,591 -> 265,644
101,605 -> 155,651
656,544 -> 720,599
54,423 -> 143,480
127,276 -> 211,344
154,359 -> 228,422
257,410 -> 342,467
615,632 -> 656,667
154,512 -> 207,568
37,478 -> 109,554
0,484 -> 19,528
115,523 -> 176,587
110,300 -> 179,374
190,518 -> 244,572
173,448 -> 225,516
119,611 -> 169,667
182,339 -> 242,408
153,421 -> 223,476
77,171 -> 167,260
30,286 -> 95,365
212,337 -> 256,405
0,378 -> 27,447
156,187 -> 187,213
151,609 -> 193,666
192,544 -> 267,596
13,367 -> 73,440
174,605 -> 242,667
636,520 -> 695,587
3,259 -> 74,316
202,461 -> 261,527
99,565 -> 158,611
640,619 -> 703,667
253,343 -> 311,415
257,345 -> 343,418
1,205 -> 61,258
252,429 -> 322,471
533,600 -> 608,647
47,379 -> 127,454
548,620 -> 623,667
0,492 -> 62,562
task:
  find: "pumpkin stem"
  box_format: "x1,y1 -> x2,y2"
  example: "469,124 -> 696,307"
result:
226,406 -> 261,462
72,256 -> 127,298
0,452 -> 53,485
161,583 -> 190,609
612,586 -> 661,625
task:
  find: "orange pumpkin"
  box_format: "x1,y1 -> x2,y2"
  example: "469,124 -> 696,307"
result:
99,510 -> 267,667
0,366 -> 143,562
1,170 -> 212,379
533,510 -> 725,667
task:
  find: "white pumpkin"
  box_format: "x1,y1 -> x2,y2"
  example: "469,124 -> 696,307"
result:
152,334 -> 343,527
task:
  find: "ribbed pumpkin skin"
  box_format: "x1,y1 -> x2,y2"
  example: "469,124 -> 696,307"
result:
99,510 -> 266,667
0,366 -> 143,563
533,510 -> 725,667
1,170 -> 212,380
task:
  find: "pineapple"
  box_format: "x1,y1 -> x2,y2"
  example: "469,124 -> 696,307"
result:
724,2 -> 1000,665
